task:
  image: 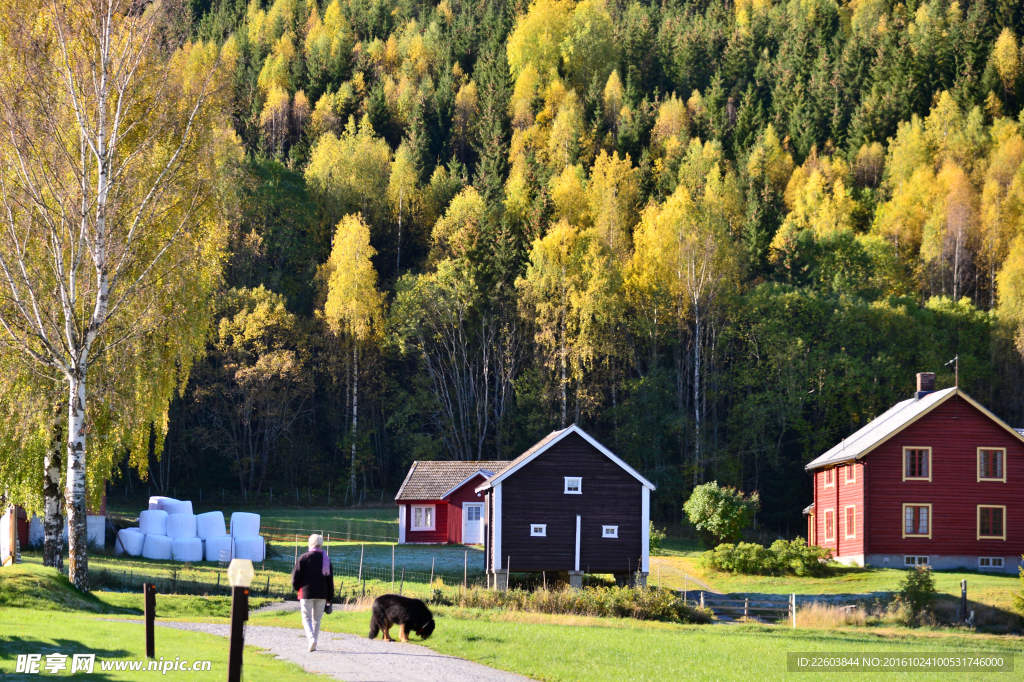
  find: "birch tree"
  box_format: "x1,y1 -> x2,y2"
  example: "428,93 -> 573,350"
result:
0,0 -> 230,589
322,214 -> 383,500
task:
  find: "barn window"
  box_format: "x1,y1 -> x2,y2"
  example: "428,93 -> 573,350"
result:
903,555 -> 929,566
530,524 -> 546,537
977,448 -> 1006,482
564,477 -> 582,494
411,505 -> 435,531
903,447 -> 931,480
602,525 -> 618,538
979,557 -> 1004,569
844,505 -> 856,539
845,465 -> 856,484
823,468 -> 835,487
823,509 -> 835,542
978,506 -> 1006,540
902,504 -> 931,538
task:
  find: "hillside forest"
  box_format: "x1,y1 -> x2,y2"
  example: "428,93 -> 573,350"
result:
7,0 -> 1024,540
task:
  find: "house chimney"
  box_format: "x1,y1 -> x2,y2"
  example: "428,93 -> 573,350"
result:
915,372 -> 936,399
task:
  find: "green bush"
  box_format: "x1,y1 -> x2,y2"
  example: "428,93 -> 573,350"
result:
649,522 -> 667,556
894,566 -> 936,625
447,585 -> 713,624
683,482 -> 760,546
700,537 -> 831,577
1014,555 -> 1024,617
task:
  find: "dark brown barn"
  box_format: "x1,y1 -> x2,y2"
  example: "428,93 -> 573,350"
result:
805,373 -> 1024,573
475,425 -> 656,588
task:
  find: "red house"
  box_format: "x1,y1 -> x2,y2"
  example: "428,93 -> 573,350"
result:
805,373 -> 1024,573
395,460 -> 509,545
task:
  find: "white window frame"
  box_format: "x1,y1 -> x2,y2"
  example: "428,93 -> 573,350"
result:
410,504 -> 436,531
530,524 -> 547,537
979,557 -> 1004,569
602,525 -> 618,538
902,503 -> 932,539
564,477 -> 582,494
823,468 -> 835,488
977,447 -> 1007,483
904,555 -> 929,567
977,505 -> 1006,541
845,464 -> 856,484
902,446 -> 932,481
823,508 -> 835,542
844,505 -> 856,539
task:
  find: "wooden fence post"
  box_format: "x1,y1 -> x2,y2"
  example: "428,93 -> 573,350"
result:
791,594 -> 796,628
744,598 -> 749,619
430,557 -> 435,587
391,545 -> 395,589
399,568 -> 405,595
464,551 -> 468,592
358,544 -> 364,584
700,591 -> 704,609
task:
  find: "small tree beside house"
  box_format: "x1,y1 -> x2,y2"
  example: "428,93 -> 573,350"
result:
684,481 -> 760,547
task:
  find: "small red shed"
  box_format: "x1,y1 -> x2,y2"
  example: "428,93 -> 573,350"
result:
395,460 -> 510,545
805,373 -> 1024,573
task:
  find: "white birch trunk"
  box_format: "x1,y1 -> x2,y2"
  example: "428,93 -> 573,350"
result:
42,416 -> 64,569
65,373 -> 89,590
350,342 -> 358,502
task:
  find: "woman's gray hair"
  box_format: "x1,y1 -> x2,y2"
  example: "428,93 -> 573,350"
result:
308,533 -> 324,549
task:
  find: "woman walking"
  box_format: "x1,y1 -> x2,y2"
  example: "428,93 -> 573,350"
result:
291,534 -> 335,651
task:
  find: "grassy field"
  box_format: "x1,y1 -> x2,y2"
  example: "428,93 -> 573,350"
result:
650,536 -> 1023,617
252,605 -> 1024,682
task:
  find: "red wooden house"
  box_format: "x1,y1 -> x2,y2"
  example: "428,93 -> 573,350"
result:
395,460 -> 510,545
805,373 -> 1024,573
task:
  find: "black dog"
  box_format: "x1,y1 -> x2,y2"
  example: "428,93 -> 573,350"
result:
368,594 -> 436,643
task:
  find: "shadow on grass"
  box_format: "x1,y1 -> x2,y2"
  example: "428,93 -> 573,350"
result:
0,636 -> 130,681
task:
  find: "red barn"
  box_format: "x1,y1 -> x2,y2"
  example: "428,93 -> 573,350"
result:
395,460 -> 510,545
805,373 -> 1024,573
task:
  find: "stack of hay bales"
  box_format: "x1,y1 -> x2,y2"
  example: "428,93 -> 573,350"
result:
114,497 -> 263,562
229,512 -> 265,562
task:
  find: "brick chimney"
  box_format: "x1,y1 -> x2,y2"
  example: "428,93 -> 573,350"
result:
915,372 -> 936,399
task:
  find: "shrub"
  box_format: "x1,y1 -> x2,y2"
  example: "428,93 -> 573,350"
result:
649,522 -> 667,556
683,481 -> 760,546
1014,555 -> 1024,617
895,566 -> 936,625
448,585 -> 713,624
700,537 -> 831,576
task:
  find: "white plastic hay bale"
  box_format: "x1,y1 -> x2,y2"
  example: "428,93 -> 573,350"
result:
163,500 -> 193,515
229,512 -> 260,538
138,509 -> 168,536
232,535 -> 265,562
142,533 -> 173,560
171,537 -> 203,562
166,513 -> 197,539
115,528 -> 145,556
148,496 -> 176,511
205,535 -> 233,562
196,511 -> 226,540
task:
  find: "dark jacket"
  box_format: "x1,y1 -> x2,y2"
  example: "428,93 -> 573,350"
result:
291,550 -> 335,601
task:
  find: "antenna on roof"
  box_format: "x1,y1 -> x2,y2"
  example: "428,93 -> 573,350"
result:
945,355 -> 959,389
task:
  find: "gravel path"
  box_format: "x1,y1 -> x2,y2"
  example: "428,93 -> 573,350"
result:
152,620 -> 534,682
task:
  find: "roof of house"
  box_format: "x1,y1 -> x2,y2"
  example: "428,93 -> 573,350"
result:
476,424 -> 656,491
395,460 -> 510,501
805,387 -> 1024,471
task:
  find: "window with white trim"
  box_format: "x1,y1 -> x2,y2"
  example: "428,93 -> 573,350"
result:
602,525 -> 618,538
411,505 -> 435,531
530,524 -> 546,537
823,468 -> 834,487
904,555 -> 929,566
844,505 -> 856,539
977,448 -> 1006,482
903,447 -> 931,480
845,464 -> 856,484
564,477 -> 582,494
979,557 -> 1004,569
823,509 -> 835,542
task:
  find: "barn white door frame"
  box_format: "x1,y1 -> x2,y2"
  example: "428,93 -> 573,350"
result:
575,514 -> 581,572
463,502 -> 483,544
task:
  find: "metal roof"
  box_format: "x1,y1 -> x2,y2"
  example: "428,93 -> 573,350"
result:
805,387 -> 1024,471
805,387 -> 957,471
395,460 -> 511,501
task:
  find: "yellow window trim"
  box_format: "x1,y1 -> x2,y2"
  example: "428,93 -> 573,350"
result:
901,503 -> 933,539
844,504 -> 856,539
902,446 -> 933,482
845,464 -> 856,484
824,468 -> 835,488
823,508 -> 835,542
976,447 -> 1007,483
977,505 -> 1007,541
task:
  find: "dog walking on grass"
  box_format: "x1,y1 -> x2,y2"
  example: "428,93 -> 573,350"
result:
368,595 -> 435,643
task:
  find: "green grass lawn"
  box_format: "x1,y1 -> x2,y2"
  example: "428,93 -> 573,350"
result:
251,606 -> 1024,682
0,608 -> 315,681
